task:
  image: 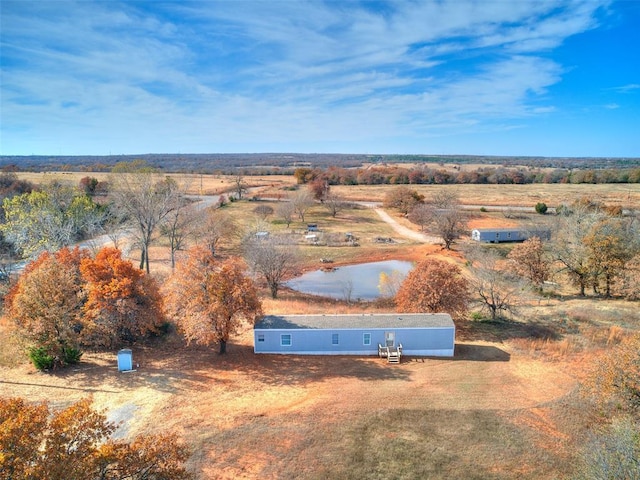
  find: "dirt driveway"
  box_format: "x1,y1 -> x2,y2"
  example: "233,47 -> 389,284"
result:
373,208 -> 441,243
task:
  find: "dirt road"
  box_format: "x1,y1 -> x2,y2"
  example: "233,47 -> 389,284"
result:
373,208 -> 441,243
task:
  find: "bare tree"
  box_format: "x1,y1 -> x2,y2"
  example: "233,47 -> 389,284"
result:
243,235 -> 299,299
276,201 -> 296,228
467,246 -> 528,321
324,193 -> 347,218
109,162 -> 180,273
233,174 -> 247,200
291,190 -> 314,223
160,199 -> 199,270
194,207 -> 237,257
408,204 -> 433,231
428,191 -> 467,249
253,204 -> 274,220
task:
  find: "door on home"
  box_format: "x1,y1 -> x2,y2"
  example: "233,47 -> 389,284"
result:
385,331 -> 395,347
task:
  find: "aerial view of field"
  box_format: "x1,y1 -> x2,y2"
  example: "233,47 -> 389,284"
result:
2,1 -> 640,478
1,166 -> 639,479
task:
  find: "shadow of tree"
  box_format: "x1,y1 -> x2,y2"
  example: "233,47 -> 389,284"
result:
457,319 -> 561,343
39,335 -> 413,395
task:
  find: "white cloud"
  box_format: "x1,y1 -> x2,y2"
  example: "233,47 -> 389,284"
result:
0,0 -> 620,155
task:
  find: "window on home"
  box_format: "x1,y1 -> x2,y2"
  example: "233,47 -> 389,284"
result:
257,334 -> 264,342
363,333 -> 371,345
332,333 -> 339,345
281,334 -> 292,346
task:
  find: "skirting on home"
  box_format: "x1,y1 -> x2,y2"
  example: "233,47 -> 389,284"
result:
253,313 -> 455,357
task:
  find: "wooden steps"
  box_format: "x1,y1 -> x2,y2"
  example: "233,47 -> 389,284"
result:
379,343 -> 402,364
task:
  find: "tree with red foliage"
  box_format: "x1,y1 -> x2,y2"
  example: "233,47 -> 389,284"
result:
80,247 -> 164,348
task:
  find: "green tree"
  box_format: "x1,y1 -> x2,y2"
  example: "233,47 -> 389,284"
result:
1,190 -> 103,257
534,202 -> 548,214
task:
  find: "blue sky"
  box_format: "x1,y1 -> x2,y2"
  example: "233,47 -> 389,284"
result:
1,0 -> 639,157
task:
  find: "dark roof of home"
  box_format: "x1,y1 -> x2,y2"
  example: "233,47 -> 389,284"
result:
255,313 -> 454,330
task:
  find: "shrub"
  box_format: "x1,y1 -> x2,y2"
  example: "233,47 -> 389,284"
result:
535,202 -> 548,214
28,346 -> 55,371
62,346 -> 83,365
480,206 -> 487,212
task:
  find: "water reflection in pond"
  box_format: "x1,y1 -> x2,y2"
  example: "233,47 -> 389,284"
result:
285,260 -> 413,301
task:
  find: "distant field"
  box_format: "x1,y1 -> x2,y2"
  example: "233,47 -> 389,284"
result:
331,183 -> 640,209
18,171 -> 640,209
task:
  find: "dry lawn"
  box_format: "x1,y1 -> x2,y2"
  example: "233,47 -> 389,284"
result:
1,324 -> 582,480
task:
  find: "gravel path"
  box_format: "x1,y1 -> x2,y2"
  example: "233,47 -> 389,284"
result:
373,208 -> 441,243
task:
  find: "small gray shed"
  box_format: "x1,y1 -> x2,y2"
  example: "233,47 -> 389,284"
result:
117,349 -> 133,371
254,313 -> 455,357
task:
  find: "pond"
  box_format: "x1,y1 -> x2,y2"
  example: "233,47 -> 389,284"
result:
285,260 -> 413,301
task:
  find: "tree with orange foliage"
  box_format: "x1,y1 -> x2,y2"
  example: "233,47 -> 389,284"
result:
165,247 -> 262,354
507,236 -> 550,286
395,258 -> 469,319
586,333 -> 640,414
80,247 -> 164,348
0,397 -> 193,479
4,247 -> 89,369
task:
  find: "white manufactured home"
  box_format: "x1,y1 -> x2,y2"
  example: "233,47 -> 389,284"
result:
471,228 -> 551,243
254,313 -> 455,357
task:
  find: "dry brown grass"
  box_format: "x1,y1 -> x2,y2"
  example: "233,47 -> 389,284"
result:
15,172 -> 296,196
331,183 -> 640,209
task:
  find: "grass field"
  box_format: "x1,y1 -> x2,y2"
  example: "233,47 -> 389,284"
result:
2,174 -> 639,478
15,171 -> 640,209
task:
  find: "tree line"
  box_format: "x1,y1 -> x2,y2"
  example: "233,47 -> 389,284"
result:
294,165 -> 640,186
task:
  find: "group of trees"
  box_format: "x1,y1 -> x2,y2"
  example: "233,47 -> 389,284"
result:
0,397 -> 192,479
5,247 -> 164,369
550,207 -> 640,298
1,184 -> 107,258
294,165 -> 640,187
7,243 -> 265,367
